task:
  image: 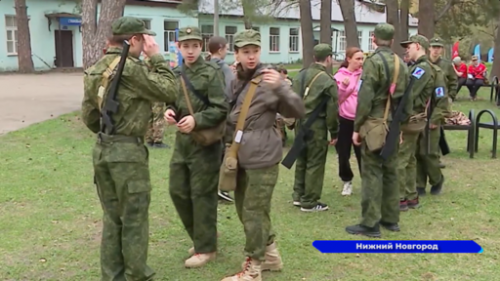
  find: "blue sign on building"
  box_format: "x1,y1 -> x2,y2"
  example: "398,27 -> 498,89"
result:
59,17 -> 81,26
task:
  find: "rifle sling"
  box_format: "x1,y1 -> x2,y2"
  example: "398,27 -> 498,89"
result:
297,95 -> 330,135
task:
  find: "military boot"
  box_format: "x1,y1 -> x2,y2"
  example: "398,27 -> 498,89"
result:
345,224 -> 381,238
417,187 -> 426,196
379,221 -> 400,232
431,175 -> 444,195
184,252 -> 216,268
241,242 -> 283,272
399,200 -> 409,211
407,197 -> 419,209
222,257 -> 262,281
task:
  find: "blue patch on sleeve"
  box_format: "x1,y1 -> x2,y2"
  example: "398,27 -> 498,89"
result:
412,67 -> 425,79
357,80 -> 363,91
435,87 -> 445,98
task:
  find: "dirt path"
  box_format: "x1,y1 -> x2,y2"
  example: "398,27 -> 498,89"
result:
0,73 -> 83,135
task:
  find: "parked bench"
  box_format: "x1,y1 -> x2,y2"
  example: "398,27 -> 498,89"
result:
443,109 -> 476,158
474,109 -> 499,158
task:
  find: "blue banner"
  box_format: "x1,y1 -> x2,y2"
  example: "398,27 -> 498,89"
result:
473,44 -> 481,62
313,240 -> 483,254
59,17 -> 81,26
488,48 -> 494,63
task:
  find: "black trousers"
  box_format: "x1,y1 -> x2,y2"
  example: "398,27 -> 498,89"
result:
457,77 -> 467,97
335,116 -> 362,182
466,78 -> 484,98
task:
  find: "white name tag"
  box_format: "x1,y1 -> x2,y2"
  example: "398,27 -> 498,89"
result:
235,130 -> 243,143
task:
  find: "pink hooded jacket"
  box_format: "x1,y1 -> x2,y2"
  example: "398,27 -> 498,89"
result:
334,67 -> 362,120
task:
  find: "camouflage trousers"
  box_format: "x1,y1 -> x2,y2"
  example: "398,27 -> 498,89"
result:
397,132 -> 420,200
416,127 -> 443,187
359,140 -> 400,227
235,164 -> 279,261
169,133 -> 221,253
145,103 -> 166,143
92,136 -> 155,281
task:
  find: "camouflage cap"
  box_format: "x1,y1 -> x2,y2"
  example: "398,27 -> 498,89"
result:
112,17 -> 156,36
234,29 -> 261,48
400,34 -> 430,49
373,23 -> 395,41
313,44 -> 333,59
430,37 -> 444,47
178,26 -> 202,42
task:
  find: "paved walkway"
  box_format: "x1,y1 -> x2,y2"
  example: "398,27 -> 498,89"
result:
0,73 -> 83,135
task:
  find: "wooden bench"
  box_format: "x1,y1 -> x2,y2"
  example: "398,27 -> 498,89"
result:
443,109 -> 476,158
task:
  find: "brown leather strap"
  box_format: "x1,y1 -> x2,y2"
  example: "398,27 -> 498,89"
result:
303,72 -> 325,100
180,77 -> 195,116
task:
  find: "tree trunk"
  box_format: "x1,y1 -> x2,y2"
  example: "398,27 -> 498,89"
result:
320,0 -> 332,73
385,0 -> 403,56
400,0 -> 410,40
418,0 -> 435,38
299,0 -> 314,68
14,0 -> 34,73
82,0 -> 126,69
338,0 -> 360,48
242,0 -> 254,29
490,14 -> 500,80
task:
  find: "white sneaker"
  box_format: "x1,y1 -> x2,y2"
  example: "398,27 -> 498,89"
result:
341,181 -> 353,196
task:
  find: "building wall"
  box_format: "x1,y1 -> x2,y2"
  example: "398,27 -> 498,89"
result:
0,0 -> 418,71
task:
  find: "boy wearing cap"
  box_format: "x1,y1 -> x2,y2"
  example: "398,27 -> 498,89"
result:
83,16 -> 178,281
291,43 -> 339,212
221,29 -> 305,281
345,23 -> 410,238
466,55 -> 487,100
164,26 -> 228,268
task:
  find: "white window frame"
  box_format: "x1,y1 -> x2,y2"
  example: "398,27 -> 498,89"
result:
338,30 -> 346,53
5,15 -> 17,55
368,31 -> 376,51
289,28 -> 299,53
358,31 -> 363,49
225,26 -> 237,52
252,26 -> 260,32
201,25 -> 213,53
163,20 -> 178,52
269,27 -> 280,52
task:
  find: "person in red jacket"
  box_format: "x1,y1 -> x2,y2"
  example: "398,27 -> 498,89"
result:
452,56 -> 467,97
466,55 -> 487,100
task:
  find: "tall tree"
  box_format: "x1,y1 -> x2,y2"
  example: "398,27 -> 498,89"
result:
14,0 -> 34,73
81,0 -> 126,69
320,0 -> 332,72
338,0 -> 360,48
400,0 -> 410,40
418,0 -> 435,38
299,0 -> 314,67
384,0 -> 403,55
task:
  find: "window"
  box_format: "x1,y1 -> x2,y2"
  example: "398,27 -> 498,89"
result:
5,15 -> 17,55
201,25 -> 213,52
358,31 -> 363,47
163,21 -> 178,51
252,26 -> 260,32
368,31 -> 376,51
269,27 -> 280,52
338,30 -> 346,52
225,26 -> 237,52
141,19 -> 151,29
289,28 -> 299,52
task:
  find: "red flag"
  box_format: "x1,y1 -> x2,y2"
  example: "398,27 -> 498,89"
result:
452,41 -> 460,59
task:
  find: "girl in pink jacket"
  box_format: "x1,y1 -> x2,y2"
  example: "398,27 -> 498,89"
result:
333,47 -> 364,196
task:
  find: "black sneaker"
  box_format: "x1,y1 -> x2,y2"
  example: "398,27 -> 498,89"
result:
218,191 -> 234,202
379,221 -> 400,232
417,187 -> 426,197
300,202 -> 329,212
430,175 -> 444,195
345,224 -> 381,237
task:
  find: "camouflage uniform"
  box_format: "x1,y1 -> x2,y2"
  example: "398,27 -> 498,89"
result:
221,30 -> 305,281
398,35 -> 436,210
167,27 -> 228,268
429,37 -> 458,169
81,17 -> 178,281
345,23 -> 411,238
145,102 -> 167,146
291,44 -> 339,211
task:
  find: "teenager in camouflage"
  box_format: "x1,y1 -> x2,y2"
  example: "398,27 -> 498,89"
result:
221,29 -> 305,281
164,26 -> 228,268
82,16 -> 178,280
345,23 -> 410,238
291,43 -> 339,212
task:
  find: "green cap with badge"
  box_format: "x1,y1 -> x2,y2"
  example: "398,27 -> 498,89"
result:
430,37 -> 444,47
112,17 -> 156,36
400,34 -> 430,49
373,23 -> 395,40
313,43 -> 333,60
178,26 -> 202,42
234,29 -> 261,48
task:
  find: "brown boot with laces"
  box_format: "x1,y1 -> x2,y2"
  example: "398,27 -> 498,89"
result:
222,257 -> 262,281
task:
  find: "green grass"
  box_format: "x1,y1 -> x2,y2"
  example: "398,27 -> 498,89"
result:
1,88 -> 499,281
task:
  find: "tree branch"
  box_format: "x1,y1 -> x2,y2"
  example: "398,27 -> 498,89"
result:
434,0 -> 455,23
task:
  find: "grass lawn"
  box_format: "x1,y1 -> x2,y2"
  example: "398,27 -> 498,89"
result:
1,87 -> 499,281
